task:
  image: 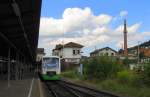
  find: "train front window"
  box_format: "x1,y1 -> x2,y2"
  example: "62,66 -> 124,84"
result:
43,58 -> 59,67
48,58 -> 58,64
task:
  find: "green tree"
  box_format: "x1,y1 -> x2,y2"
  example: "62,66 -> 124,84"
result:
83,56 -> 122,80
142,62 -> 150,85
139,52 -> 145,59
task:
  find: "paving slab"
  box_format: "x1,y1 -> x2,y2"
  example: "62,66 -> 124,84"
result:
0,73 -> 43,97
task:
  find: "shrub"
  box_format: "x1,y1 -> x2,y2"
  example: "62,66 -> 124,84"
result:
61,70 -> 78,79
117,70 -> 141,86
123,57 -> 137,67
142,62 -> 150,85
83,56 -> 122,80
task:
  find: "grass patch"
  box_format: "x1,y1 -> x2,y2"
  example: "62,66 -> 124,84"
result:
61,70 -> 79,79
98,79 -> 150,97
61,71 -> 150,97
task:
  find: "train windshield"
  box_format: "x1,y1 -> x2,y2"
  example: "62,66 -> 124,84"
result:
43,57 -> 59,69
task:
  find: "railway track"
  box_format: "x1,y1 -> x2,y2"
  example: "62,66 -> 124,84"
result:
45,80 -> 123,97
45,81 -> 81,97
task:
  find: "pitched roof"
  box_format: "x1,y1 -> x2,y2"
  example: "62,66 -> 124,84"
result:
0,0 -> 42,63
53,42 -> 83,51
128,40 -> 150,50
90,47 -> 117,54
64,42 -> 83,48
56,44 -> 63,50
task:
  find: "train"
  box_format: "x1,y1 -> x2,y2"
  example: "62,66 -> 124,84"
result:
41,56 -> 61,81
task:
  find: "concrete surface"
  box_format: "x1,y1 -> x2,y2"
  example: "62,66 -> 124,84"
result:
0,72 -> 44,97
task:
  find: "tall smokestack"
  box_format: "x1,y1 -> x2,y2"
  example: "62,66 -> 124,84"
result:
123,19 -> 128,56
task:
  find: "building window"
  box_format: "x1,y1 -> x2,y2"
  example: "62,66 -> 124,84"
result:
106,53 -> 108,56
73,50 -> 76,55
77,50 -> 80,54
111,53 -> 114,56
73,50 -> 80,55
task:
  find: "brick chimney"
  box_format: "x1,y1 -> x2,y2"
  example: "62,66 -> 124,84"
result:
123,19 -> 128,56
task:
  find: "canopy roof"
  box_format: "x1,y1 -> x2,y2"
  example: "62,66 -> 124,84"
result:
0,0 -> 42,63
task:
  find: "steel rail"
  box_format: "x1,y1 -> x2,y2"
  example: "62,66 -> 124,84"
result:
58,81 -> 96,97
56,81 -> 82,97
60,80 -> 123,97
45,82 -> 58,97
45,81 -> 81,97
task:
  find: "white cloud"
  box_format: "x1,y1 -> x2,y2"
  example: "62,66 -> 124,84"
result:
39,17 -> 64,36
39,7 -> 112,36
128,23 -> 141,33
120,10 -> 128,17
114,23 -> 141,35
116,40 -> 124,48
38,7 -> 150,56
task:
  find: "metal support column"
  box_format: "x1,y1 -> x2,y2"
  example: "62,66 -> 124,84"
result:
15,52 -> 19,80
18,55 -> 21,80
7,48 -> 11,87
0,62 -> 2,79
19,56 -> 22,80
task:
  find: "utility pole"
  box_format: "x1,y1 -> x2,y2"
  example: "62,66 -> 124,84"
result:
138,41 -> 140,64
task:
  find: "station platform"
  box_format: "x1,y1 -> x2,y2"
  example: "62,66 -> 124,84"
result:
0,72 -> 44,97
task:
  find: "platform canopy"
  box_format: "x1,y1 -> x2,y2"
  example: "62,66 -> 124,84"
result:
0,0 -> 42,63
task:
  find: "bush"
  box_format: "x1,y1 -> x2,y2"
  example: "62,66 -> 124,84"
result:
142,62 -> 150,85
123,57 -> 137,67
117,70 -> 141,86
82,56 -> 122,80
61,70 -> 78,79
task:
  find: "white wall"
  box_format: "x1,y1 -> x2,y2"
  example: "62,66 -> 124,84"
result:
63,48 -> 81,58
36,54 -> 44,62
91,49 -> 117,57
98,49 -> 116,56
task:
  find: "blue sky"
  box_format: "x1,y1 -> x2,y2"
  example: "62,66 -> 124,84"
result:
39,0 -> 150,56
41,0 -> 150,31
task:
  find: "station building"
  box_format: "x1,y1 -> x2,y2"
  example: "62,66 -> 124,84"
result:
52,42 -> 84,64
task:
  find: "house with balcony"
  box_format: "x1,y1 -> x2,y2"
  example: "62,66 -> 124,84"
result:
52,42 -> 84,64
